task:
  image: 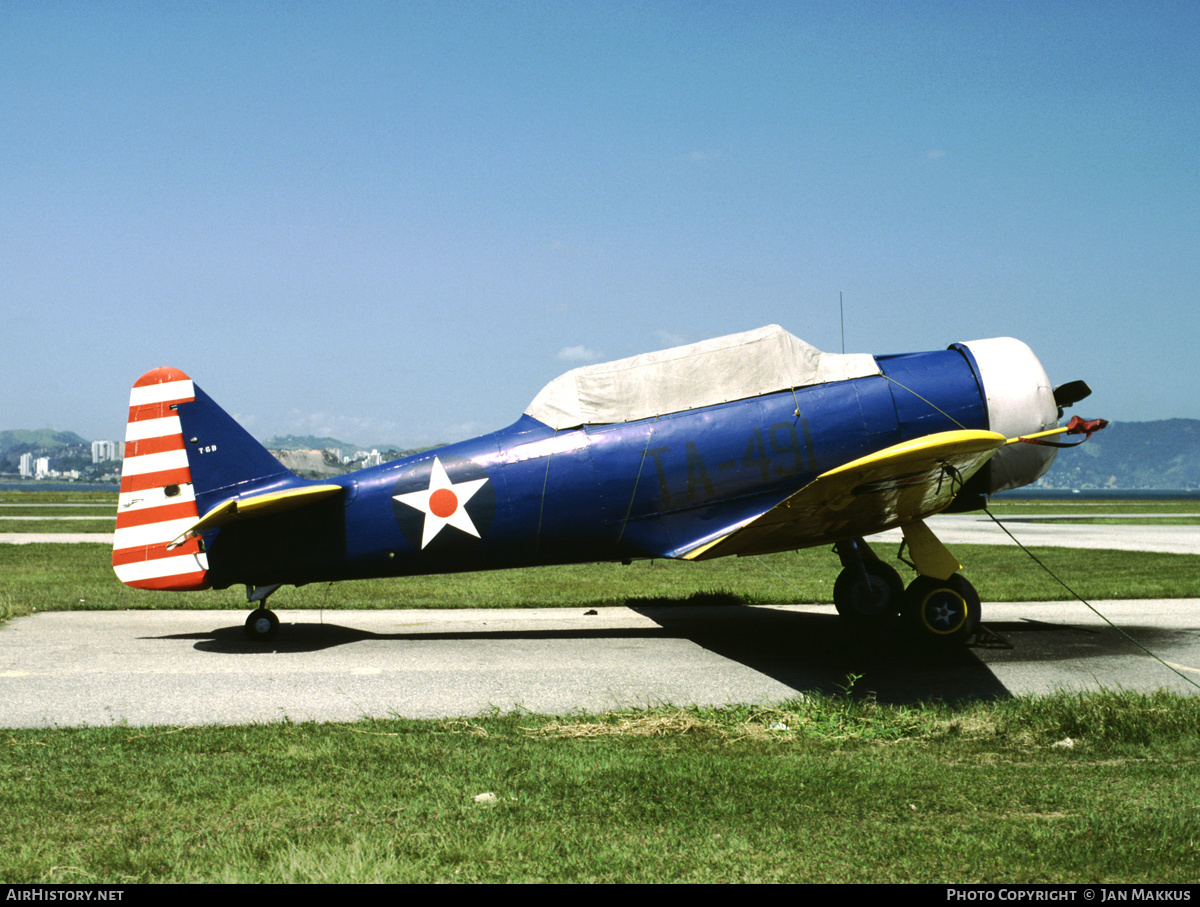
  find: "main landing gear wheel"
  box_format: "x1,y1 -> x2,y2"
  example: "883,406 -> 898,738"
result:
244,608 -> 280,642
833,560 -> 905,624
902,574 -> 981,646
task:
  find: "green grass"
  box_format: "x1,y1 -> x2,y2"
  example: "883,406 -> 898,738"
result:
0,520 -> 115,533
0,491 -> 115,504
3,541 -> 1200,625
1,690 -> 1198,883
0,506 -> 112,515
3,491 -> 1200,620
3,492 -> 1200,883
0,494 -> 113,533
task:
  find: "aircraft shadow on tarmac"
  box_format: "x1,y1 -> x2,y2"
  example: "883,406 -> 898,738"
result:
152,604 -> 1195,706
627,605 -> 1012,705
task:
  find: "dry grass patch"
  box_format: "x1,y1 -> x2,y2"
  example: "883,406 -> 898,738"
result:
526,710 -> 720,740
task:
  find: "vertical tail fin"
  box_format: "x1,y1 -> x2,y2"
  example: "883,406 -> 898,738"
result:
113,368 -> 210,590
112,368 -> 295,591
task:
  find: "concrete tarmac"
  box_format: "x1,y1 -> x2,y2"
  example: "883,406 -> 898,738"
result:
1,599 -> 1197,728
1,516 -> 1198,727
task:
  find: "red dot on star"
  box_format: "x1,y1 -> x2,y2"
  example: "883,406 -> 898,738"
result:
429,488 -> 459,518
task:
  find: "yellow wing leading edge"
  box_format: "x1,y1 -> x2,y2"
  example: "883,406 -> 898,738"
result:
680,429 -> 1007,563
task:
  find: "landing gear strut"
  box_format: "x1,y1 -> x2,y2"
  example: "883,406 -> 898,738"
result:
832,535 -> 983,647
243,583 -> 282,642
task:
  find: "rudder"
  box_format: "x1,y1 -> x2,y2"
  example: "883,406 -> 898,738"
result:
113,368 -> 294,591
113,368 -> 209,590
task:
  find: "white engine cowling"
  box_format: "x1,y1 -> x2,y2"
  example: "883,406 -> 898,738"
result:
957,337 -> 1060,494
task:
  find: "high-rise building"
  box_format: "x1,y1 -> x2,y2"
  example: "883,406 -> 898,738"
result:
92,439 -> 121,463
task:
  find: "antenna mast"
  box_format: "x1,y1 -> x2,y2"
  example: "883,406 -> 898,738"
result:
839,291 -> 845,353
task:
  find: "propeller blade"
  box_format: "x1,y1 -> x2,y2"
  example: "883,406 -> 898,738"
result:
1053,379 -> 1091,409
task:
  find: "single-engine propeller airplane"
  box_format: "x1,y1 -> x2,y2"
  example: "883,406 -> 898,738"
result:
113,325 -> 1104,645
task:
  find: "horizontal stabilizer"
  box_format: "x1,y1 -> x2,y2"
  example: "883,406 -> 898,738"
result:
168,484 -> 344,549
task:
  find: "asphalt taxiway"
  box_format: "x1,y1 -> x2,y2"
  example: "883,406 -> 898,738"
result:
0,599 -> 1197,728
1,515 -> 1197,727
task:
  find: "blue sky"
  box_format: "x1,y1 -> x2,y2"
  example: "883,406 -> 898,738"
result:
3,1 -> 1197,447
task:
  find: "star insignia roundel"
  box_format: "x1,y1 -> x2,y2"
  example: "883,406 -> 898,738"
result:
391,455 -> 496,552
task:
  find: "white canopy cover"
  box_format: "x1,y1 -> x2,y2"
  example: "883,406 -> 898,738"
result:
524,324 -> 881,429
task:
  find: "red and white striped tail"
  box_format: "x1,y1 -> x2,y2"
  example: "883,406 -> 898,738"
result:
112,368 -> 210,591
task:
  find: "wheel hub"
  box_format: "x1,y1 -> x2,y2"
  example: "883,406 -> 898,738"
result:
918,588 -> 969,634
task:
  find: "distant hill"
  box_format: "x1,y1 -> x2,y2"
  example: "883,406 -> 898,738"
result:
1033,419 -> 1200,491
0,429 -> 99,479
272,448 -> 348,480
264,435 -> 367,462
263,436 -> 446,479
0,429 -> 90,455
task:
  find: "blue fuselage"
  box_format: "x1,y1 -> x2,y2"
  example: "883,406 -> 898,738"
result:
199,347 -> 990,589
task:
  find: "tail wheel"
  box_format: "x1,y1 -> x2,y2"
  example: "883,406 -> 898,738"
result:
244,608 -> 279,642
902,575 -> 981,645
833,560 -> 904,623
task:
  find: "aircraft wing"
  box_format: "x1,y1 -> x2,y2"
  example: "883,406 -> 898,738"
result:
678,429 -> 1007,561
167,484 -> 344,549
